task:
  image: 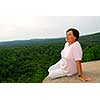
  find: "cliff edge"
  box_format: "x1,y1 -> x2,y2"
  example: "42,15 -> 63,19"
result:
42,60 -> 100,83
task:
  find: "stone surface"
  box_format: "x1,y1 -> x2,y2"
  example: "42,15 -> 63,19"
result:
42,60 -> 100,83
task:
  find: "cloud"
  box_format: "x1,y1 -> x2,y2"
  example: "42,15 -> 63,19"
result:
0,16 -> 100,41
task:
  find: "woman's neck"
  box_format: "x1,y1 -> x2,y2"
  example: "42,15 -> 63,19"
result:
68,41 -> 76,46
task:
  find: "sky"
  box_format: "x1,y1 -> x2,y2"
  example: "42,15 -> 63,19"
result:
0,16 -> 100,42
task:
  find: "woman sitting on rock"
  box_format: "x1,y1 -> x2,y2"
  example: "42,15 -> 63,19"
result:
48,28 -> 91,82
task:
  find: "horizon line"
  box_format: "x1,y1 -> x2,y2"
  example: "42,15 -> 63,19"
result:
0,31 -> 99,43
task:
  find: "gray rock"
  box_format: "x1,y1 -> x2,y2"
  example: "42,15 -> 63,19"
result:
42,60 -> 100,83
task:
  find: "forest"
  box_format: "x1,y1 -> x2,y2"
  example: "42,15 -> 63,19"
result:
0,32 -> 100,83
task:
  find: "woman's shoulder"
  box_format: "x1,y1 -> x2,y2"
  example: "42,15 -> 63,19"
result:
72,41 -> 81,48
75,41 -> 81,45
65,41 -> 81,48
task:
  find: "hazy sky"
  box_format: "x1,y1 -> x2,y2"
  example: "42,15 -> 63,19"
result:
0,16 -> 100,42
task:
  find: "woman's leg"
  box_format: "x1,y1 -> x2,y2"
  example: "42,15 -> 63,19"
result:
48,60 -> 61,72
48,68 -> 67,79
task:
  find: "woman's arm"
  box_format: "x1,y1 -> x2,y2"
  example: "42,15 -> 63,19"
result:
76,60 -> 91,82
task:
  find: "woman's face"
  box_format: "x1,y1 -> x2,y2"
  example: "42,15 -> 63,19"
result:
66,31 -> 76,43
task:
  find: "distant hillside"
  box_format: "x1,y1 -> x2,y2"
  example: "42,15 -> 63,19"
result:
0,38 -> 65,47
0,32 -> 100,47
79,32 -> 100,48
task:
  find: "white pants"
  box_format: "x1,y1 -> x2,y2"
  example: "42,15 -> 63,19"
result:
48,62 -> 67,79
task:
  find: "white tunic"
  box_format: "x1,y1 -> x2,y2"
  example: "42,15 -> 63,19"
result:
55,41 -> 82,76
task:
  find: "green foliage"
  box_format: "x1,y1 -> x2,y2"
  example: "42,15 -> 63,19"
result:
82,45 -> 100,62
0,33 -> 100,83
0,42 -> 64,83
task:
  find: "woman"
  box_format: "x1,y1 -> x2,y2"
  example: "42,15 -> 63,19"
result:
48,28 -> 91,82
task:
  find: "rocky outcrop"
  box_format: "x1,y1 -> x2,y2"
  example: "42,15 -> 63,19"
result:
42,60 -> 100,83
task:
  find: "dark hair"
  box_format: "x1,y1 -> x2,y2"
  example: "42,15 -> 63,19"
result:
66,28 -> 80,41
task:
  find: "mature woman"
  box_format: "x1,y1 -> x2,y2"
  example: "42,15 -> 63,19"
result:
48,28 -> 90,82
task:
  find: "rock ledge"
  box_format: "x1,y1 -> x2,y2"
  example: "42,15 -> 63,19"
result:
42,60 -> 100,83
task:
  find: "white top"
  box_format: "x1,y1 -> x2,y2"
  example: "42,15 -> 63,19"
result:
59,41 -> 82,76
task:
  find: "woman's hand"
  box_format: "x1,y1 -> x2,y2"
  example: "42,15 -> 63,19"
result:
79,76 -> 91,82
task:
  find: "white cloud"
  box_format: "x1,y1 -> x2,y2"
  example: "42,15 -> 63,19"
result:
0,16 -> 100,42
